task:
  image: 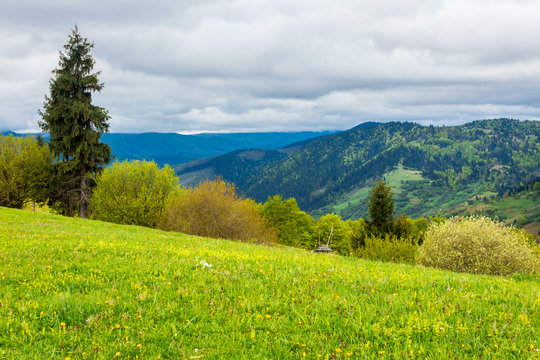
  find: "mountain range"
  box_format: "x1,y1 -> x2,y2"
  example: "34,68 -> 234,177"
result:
176,119 -> 540,225
1,131 -> 333,165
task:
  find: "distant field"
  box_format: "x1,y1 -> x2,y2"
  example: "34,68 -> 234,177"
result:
324,163 -> 426,218
1,207 -> 539,359
330,187 -> 370,213
443,188 -> 540,238
383,164 -> 425,194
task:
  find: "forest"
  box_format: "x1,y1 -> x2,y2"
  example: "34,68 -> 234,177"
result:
177,119 -> 540,223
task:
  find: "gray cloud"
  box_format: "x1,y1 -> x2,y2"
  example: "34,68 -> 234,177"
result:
1,0 -> 540,133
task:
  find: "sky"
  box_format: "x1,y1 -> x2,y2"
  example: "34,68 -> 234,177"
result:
1,0 -> 540,133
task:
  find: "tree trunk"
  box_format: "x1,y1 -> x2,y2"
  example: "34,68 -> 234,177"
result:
80,167 -> 88,218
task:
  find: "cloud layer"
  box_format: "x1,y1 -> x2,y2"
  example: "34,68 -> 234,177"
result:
1,0 -> 540,132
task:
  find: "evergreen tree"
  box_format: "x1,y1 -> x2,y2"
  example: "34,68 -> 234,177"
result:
39,27 -> 111,218
368,179 -> 394,235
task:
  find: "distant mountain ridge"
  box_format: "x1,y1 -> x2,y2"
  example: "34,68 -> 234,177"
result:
1,131 -> 334,166
177,119 -> 540,221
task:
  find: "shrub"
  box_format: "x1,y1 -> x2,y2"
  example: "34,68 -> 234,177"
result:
260,195 -> 314,248
354,235 -> 418,264
91,160 -> 179,227
160,179 -> 276,244
393,213 -> 412,239
0,134 -> 52,208
346,219 -> 369,249
417,216 -> 539,276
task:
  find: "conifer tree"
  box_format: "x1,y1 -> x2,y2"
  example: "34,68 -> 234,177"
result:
368,179 -> 395,236
39,26 -> 111,218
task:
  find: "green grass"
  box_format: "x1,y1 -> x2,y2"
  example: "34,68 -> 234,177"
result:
330,187 -> 370,212
382,164 -> 425,194
442,188 -> 540,238
325,164 -> 425,217
1,207 -> 539,359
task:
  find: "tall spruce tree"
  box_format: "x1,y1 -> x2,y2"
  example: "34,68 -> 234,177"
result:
368,179 -> 395,236
39,27 -> 111,218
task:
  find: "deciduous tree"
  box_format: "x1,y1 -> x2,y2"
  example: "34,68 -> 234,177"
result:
160,179 -> 276,244
91,160 -> 179,227
0,135 -> 52,208
260,195 -> 314,248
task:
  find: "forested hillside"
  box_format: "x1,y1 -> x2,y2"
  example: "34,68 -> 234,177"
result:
177,119 -> 540,221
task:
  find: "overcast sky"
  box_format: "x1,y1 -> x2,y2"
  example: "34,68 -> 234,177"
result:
1,0 -> 540,133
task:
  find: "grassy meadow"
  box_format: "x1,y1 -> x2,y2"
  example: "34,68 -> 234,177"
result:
0,207 -> 539,359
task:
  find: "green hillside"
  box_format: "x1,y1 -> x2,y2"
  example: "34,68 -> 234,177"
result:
440,178 -> 540,238
175,148 -> 289,188
177,119 -> 540,222
1,207 -> 539,359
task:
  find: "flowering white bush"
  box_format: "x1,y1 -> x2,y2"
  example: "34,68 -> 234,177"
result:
417,216 -> 539,276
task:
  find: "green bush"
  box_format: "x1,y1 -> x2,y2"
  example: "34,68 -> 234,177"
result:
354,235 -> 418,264
417,216 -> 539,276
260,195 -> 314,248
346,218 -> 369,249
90,160 -> 179,227
0,135 -> 52,208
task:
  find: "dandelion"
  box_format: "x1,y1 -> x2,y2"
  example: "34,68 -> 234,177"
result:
115,324 -> 121,329
336,348 -> 342,353
265,314 -> 271,319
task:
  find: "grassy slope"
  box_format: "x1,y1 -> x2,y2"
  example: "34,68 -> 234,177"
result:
319,164 -> 427,218
0,208 -> 539,359
441,188 -> 540,238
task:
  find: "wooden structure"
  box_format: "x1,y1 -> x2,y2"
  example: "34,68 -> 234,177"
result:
313,226 -> 333,253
